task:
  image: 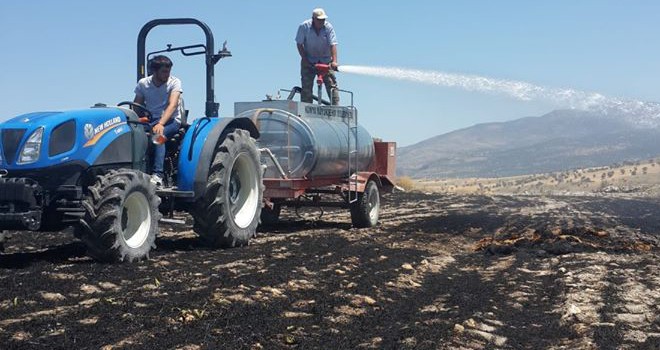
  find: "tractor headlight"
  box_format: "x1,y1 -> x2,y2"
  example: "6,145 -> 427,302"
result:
18,127 -> 44,164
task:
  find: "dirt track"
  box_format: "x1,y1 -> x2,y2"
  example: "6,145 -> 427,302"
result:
1,192 -> 659,349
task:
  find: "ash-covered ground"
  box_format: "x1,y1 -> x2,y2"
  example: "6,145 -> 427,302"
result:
1,192 -> 659,349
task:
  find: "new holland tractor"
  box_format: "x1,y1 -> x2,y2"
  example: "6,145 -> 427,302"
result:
0,18 -> 396,262
0,19 -> 264,262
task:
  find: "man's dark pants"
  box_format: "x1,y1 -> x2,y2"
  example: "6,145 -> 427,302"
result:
301,60 -> 340,105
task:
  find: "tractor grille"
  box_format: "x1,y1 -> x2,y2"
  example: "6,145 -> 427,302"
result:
2,129 -> 27,164
49,120 -> 76,156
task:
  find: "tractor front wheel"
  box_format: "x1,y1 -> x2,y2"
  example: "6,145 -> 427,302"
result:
77,170 -> 160,262
193,129 -> 263,248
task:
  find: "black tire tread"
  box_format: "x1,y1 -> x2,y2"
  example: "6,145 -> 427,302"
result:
350,180 -> 380,228
76,169 -> 161,262
192,129 -> 264,248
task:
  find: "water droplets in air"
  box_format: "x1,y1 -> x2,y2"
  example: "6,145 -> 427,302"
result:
340,65 -> 660,127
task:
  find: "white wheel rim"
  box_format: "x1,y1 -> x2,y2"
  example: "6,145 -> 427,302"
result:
121,191 -> 152,249
228,152 -> 260,229
367,185 -> 380,223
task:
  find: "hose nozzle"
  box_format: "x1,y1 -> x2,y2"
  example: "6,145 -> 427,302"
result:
314,63 -> 338,85
314,63 -> 331,75
314,64 -> 328,86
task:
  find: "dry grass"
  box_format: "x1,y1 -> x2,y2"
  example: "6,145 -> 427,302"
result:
414,157 -> 660,195
396,176 -> 416,192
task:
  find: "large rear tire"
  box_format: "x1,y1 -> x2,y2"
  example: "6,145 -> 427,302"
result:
350,180 -> 381,228
192,129 -> 263,248
76,170 -> 160,262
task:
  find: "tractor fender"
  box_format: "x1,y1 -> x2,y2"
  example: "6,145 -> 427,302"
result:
177,117 -> 259,198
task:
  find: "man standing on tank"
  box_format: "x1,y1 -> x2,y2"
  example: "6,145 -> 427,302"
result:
296,8 -> 340,105
133,55 -> 183,187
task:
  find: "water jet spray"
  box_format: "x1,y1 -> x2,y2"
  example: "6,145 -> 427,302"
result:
336,64 -> 660,127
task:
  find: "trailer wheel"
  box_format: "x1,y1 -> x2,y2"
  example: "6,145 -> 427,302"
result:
76,169 -> 160,262
193,129 -> 263,247
260,203 -> 281,226
350,180 -> 381,228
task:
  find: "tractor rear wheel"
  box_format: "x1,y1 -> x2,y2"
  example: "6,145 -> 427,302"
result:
76,169 -> 160,262
192,129 -> 263,248
350,179 -> 381,228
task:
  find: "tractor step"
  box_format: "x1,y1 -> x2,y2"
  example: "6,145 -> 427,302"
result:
155,188 -> 194,197
159,217 -> 186,225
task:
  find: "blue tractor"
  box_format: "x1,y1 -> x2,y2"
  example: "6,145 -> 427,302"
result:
0,19 -> 264,262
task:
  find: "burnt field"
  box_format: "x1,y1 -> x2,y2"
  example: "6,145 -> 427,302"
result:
1,192 -> 659,349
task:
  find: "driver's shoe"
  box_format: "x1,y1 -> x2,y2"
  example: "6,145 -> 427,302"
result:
151,174 -> 164,188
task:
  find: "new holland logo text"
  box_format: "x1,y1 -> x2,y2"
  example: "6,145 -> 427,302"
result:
83,116 -> 126,148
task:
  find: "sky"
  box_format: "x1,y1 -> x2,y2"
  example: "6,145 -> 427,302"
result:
1,1 -> 659,146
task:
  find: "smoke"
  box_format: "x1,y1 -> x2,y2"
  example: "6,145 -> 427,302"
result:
339,65 -> 660,126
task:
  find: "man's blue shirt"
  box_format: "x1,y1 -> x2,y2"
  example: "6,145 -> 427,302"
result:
295,19 -> 337,64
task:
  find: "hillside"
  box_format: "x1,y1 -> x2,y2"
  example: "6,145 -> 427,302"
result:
413,157 -> 660,196
398,109 -> 660,178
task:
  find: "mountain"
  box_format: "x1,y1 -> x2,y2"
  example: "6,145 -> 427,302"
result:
397,108 -> 660,178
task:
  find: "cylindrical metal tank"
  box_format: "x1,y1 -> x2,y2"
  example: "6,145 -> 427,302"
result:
236,106 -> 374,179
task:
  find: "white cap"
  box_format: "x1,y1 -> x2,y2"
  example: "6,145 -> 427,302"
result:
312,8 -> 328,20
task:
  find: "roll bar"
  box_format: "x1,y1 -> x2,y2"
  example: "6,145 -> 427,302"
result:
137,18 -> 232,118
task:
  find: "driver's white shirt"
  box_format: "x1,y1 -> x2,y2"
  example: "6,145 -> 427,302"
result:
134,75 -> 183,124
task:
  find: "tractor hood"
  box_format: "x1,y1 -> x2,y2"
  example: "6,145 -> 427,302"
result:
3,111 -> 64,125
2,108 -> 128,127
0,107 -> 139,170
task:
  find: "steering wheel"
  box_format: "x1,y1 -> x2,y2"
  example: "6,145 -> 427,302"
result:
117,101 -> 152,120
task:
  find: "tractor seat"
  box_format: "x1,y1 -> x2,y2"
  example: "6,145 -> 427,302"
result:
178,97 -> 189,127
167,123 -> 189,144
167,98 -> 190,144
165,101 -> 190,151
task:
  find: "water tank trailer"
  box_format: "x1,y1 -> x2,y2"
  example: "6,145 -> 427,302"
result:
239,64 -> 397,227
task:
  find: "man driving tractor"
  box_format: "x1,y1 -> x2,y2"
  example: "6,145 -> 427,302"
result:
133,55 -> 183,187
